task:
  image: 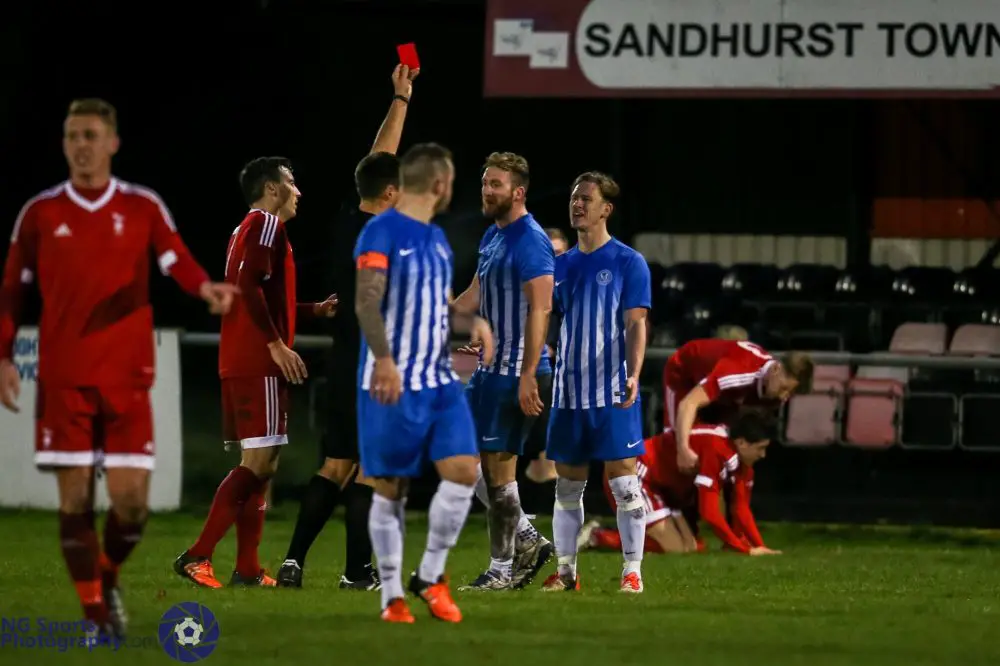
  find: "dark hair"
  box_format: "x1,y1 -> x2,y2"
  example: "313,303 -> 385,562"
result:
239,156 -> 292,206
399,142 -> 453,193
572,171 -> 621,208
68,98 -> 118,131
727,408 -> 778,445
483,151 -> 530,191
355,152 -> 400,200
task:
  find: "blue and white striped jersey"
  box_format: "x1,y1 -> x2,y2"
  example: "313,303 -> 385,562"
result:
353,209 -> 458,391
551,238 -> 651,409
476,213 -> 555,376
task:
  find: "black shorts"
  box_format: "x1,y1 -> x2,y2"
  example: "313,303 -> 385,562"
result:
522,373 -> 553,461
320,354 -> 360,463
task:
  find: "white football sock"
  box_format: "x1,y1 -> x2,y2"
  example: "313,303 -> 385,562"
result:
609,474 -> 646,577
553,477 -> 587,578
474,463 -> 490,508
369,493 -> 405,609
419,480 -> 475,582
516,510 -> 541,546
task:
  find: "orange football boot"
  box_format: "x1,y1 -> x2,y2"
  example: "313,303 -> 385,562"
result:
381,598 -> 416,624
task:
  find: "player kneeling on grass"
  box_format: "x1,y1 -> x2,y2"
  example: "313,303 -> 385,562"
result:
354,143 -> 487,624
581,409 -> 781,556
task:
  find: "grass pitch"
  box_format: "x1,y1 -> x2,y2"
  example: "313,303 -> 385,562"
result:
1,510 -> 998,666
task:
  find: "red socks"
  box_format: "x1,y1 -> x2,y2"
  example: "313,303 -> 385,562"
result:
591,526 -> 666,554
100,509 -> 147,588
189,466 -> 263,560
235,481 -> 269,577
59,511 -> 108,626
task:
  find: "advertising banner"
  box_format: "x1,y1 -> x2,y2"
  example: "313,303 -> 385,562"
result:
485,0 -> 1000,97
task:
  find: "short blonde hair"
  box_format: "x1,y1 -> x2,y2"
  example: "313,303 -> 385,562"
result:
483,152 -> 529,190
68,98 -> 118,132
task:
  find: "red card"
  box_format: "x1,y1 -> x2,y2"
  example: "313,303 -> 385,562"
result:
397,43 -> 420,70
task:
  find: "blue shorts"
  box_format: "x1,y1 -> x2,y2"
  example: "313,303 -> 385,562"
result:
465,369 -> 551,455
545,402 -> 645,466
357,381 -> 477,478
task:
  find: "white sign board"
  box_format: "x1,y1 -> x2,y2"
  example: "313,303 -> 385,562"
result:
0,328 -> 184,510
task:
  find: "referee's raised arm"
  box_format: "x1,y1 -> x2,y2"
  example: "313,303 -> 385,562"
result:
371,64 -> 419,156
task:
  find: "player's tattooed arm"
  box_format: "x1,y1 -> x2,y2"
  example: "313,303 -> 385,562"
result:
355,269 -> 392,358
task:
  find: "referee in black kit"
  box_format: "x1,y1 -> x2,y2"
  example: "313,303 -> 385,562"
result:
277,64 -> 419,589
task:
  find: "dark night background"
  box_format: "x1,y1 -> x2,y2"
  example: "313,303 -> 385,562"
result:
2,0 -> 998,524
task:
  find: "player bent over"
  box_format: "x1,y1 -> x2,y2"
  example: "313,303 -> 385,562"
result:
581,409 -> 782,556
175,157 -> 335,588
354,143 -> 485,623
541,172 -> 653,594
452,152 -> 555,591
665,337 -> 813,472
0,99 -> 236,640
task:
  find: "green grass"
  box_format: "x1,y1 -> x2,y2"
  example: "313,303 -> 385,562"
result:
1,510 -> 999,665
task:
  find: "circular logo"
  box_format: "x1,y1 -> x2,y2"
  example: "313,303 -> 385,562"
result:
158,602 -> 220,662
596,269 -> 613,285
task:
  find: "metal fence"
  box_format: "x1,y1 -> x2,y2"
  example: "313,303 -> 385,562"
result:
180,334 -> 1000,453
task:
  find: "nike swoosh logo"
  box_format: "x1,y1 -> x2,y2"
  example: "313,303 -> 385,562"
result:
555,280 -> 564,286
399,248 -> 416,256
626,440 -> 642,448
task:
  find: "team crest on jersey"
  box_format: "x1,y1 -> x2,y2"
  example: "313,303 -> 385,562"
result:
596,269 -> 613,285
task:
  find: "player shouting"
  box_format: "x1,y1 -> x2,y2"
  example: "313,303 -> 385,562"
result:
0,99 -> 236,640
353,143 -> 487,623
540,172 -> 652,594
452,152 -> 555,592
174,156 -> 336,588
665,338 -> 813,472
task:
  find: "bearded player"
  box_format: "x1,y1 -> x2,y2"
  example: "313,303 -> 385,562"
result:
0,99 -> 236,640
581,409 -> 781,556
174,157 -> 336,588
666,338 -> 813,472
452,152 -> 555,591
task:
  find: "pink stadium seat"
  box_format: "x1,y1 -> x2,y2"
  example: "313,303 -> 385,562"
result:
784,377 -> 843,446
844,378 -> 904,448
813,365 -> 851,382
889,322 -> 948,354
451,351 -> 479,382
948,324 -> 1000,356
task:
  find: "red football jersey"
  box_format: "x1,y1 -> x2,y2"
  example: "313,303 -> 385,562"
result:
218,209 -> 297,378
664,338 -> 776,406
0,179 -> 208,388
638,425 -> 756,553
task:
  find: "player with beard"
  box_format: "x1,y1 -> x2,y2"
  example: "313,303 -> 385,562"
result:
277,64 -> 418,591
453,152 -> 555,591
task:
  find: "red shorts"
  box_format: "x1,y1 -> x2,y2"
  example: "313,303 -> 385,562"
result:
221,376 -> 289,449
602,475 -> 675,527
34,385 -> 154,471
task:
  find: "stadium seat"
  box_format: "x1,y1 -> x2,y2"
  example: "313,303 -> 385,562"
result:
888,322 -> 948,355
901,388 -> 957,450
844,378 -> 903,448
814,364 -> 851,382
959,393 -> 1000,450
948,324 -> 1000,356
720,263 -> 780,324
784,377 -> 843,446
855,365 -> 910,383
653,262 -> 723,326
827,267 -> 895,352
